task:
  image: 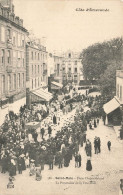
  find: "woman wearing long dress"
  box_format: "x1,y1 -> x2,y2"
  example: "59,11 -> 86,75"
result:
29,160 -> 35,176
53,115 -> 57,124
86,159 -> 92,171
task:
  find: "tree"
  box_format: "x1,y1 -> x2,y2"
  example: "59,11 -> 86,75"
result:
80,37 -> 123,80
99,61 -> 122,99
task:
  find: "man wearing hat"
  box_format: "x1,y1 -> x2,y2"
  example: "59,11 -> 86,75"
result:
40,127 -> 45,140
48,152 -> 54,170
48,125 -> 52,138
57,151 -> 63,169
1,155 -> 7,173
17,156 -> 22,174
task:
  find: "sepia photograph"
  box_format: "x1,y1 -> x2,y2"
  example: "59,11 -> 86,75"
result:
0,0 -> 123,195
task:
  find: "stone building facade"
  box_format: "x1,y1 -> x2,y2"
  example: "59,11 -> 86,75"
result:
53,55 -> 63,84
61,51 -> 83,85
26,39 -> 49,106
0,0 -> 28,124
52,51 -> 83,86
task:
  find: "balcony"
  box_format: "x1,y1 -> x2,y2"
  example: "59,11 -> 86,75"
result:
116,70 -> 123,78
7,38 -> 13,49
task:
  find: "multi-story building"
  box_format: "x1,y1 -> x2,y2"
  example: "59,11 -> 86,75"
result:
53,55 -> 63,84
26,39 -> 52,107
0,0 -> 28,125
61,51 -> 83,86
52,51 -> 83,86
103,69 -> 123,126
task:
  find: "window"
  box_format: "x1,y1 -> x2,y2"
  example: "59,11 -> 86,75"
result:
13,74 -> 16,90
8,75 -> 11,91
38,78 -> 39,87
32,65 -> 33,75
1,26 -> 5,42
35,79 -> 36,88
38,65 -> 39,73
62,68 -> 65,71
13,51 -> 17,67
32,79 -> 33,89
22,73 -> 24,87
31,52 -> 33,60
18,34 -> 21,47
13,37 -> 16,45
18,73 -> 20,88
41,65 -> 42,74
68,68 -> 71,71
22,52 -> 24,67
7,50 -> 11,64
7,29 -> 11,40
22,35 -> 25,47
1,49 -> 5,64
74,68 -> 77,73
75,61 -> 77,65
13,32 -> 16,45
1,75 -> 5,94
17,52 -> 21,67
74,75 -> 77,83
68,53 -> 71,58
35,65 -> 36,74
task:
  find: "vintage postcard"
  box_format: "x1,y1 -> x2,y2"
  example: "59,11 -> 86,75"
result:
0,0 -> 123,195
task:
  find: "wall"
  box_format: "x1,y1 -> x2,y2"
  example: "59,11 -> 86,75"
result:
116,76 -> 123,104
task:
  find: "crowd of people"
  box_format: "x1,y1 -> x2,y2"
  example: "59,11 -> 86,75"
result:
0,93 -> 111,183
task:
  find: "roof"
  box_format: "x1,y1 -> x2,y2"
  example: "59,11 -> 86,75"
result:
103,98 -> 120,114
51,81 -> 63,88
31,88 -> 52,102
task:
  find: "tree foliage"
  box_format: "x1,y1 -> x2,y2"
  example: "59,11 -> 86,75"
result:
80,37 -> 123,98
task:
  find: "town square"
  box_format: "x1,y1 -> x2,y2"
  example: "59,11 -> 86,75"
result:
0,0 -> 123,195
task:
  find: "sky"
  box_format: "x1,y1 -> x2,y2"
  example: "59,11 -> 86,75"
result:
13,0 -> 123,53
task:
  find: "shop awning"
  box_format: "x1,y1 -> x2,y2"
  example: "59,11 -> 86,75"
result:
51,81 -> 63,89
31,88 -> 52,102
103,98 -> 120,114
39,88 -> 52,98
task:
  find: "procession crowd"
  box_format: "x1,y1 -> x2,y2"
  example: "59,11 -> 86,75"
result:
0,94 -> 105,182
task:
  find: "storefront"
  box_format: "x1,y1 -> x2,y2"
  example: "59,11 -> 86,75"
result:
30,88 -> 53,104
103,98 -> 121,126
